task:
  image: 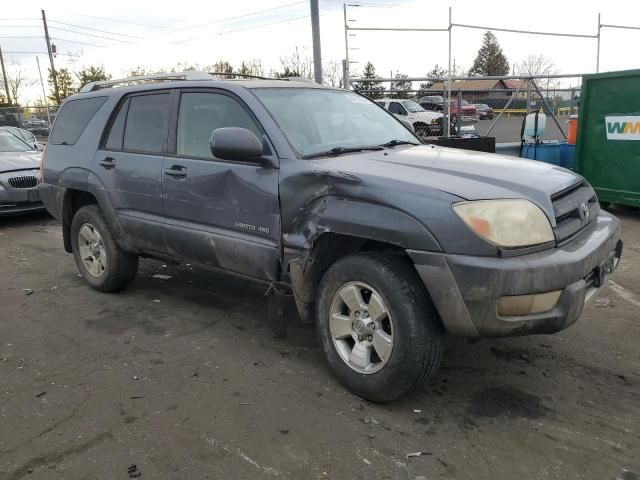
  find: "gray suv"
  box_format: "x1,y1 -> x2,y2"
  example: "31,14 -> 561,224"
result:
39,72 -> 623,402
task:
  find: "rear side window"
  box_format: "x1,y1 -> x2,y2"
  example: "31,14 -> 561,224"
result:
50,96 -> 107,145
122,93 -> 170,153
104,98 -> 129,151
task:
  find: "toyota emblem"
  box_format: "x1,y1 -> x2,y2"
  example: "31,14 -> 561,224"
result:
581,203 -> 590,221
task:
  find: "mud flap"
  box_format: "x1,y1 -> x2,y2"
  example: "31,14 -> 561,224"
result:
266,283 -> 297,338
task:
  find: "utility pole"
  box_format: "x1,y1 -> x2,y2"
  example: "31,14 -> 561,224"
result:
310,0 -> 322,84
41,9 -> 59,104
0,45 -> 11,104
596,12 -> 601,73
446,6 -> 452,137
36,57 -> 52,126
343,3 -> 349,89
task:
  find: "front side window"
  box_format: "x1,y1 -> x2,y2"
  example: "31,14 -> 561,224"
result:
388,102 -> 406,115
177,92 -> 262,159
123,93 -> 170,153
252,88 -> 418,158
401,100 -> 425,113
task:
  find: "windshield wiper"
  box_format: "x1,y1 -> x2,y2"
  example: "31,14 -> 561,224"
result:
379,139 -> 420,148
303,146 -> 384,159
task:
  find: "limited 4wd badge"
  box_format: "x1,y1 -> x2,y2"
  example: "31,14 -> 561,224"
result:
605,115 -> 640,140
235,221 -> 270,234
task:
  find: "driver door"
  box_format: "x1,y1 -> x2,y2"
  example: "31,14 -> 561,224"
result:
162,89 -> 281,281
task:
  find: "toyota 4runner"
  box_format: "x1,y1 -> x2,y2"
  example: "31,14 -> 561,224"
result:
39,72 -> 623,402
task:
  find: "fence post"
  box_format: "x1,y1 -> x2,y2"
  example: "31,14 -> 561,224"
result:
446,6 -> 452,137
342,59 -> 349,90
530,80 -> 567,140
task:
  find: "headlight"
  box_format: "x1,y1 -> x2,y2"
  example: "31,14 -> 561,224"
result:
453,199 -> 554,248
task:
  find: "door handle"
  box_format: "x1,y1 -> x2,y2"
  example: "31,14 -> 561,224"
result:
164,166 -> 187,178
99,157 -> 115,168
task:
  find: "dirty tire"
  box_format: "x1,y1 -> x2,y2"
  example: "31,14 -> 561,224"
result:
316,253 -> 444,402
413,123 -> 428,138
70,204 -> 138,292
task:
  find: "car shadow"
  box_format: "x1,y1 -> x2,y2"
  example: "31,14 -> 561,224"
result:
0,211 -> 52,228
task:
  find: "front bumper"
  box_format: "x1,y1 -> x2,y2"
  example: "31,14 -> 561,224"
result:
0,172 -> 44,216
408,211 -> 622,338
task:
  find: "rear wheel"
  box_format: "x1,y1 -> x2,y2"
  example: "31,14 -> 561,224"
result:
316,253 -> 444,402
70,205 -> 138,292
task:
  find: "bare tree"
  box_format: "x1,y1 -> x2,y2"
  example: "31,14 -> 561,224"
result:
6,60 -> 37,105
237,60 -> 264,77
516,54 -> 560,88
274,46 -> 312,79
323,60 -> 343,88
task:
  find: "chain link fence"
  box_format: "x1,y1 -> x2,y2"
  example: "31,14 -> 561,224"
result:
0,105 -> 58,139
351,74 -> 583,143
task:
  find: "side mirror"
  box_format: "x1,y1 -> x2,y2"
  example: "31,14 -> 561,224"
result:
210,127 -> 264,163
36,143 -> 45,151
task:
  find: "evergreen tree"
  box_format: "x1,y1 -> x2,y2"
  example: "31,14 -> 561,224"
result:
417,64 -> 447,97
468,31 -> 509,76
390,72 -> 411,99
352,62 -> 384,99
76,66 -> 111,88
48,68 -> 77,104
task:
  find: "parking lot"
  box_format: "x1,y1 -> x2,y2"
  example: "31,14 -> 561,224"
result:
465,116 -> 568,144
1,210 -> 638,480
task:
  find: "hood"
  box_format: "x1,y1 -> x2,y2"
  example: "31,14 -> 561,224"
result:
0,150 -> 41,172
412,111 -> 443,120
310,144 -> 581,221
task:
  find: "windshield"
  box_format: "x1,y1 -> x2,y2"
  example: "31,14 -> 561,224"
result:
252,88 -> 418,158
448,99 -> 470,106
0,129 -> 33,152
401,100 -> 425,113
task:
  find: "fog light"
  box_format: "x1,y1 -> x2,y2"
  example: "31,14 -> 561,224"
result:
497,291 -> 561,316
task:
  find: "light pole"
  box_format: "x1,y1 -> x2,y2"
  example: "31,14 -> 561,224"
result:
310,0 -> 322,83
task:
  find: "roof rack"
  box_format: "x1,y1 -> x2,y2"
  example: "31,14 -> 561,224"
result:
79,70 -> 318,93
79,71 -> 214,93
208,71 -> 270,80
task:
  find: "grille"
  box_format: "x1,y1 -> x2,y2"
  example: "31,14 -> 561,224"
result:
8,176 -> 38,189
551,181 -> 599,244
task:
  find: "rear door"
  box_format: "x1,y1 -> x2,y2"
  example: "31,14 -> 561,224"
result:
94,90 -> 172,253
162,88 -> 281,281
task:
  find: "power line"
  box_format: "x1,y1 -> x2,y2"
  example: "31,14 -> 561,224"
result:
49,26 -> 133,43
168,1 -> 305,35
48,20 -> 144,39
3,51 -> 79,56
51,37 -> 106,48
217,14 -> 311,35
173,14 -> 310,43
61,12 -> 169,30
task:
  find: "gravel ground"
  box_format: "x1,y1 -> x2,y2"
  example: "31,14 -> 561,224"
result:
1,210 -> 638,480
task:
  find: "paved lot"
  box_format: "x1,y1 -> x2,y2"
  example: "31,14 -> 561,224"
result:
460,116 -> 568,144
1,210 -> 639,480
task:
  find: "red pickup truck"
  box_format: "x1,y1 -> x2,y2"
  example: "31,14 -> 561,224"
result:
446,100 -> 477,122
418,95 -> 476,122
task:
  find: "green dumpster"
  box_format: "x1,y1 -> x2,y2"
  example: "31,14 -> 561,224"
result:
575,69 -> 640,207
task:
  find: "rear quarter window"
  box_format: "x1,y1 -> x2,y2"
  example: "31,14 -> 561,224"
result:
49,96 -> 107,145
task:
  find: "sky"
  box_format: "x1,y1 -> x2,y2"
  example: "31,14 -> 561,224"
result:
1,0 -> 639,104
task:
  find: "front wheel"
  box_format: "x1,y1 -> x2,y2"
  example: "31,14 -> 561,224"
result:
316,253 -> 444,402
